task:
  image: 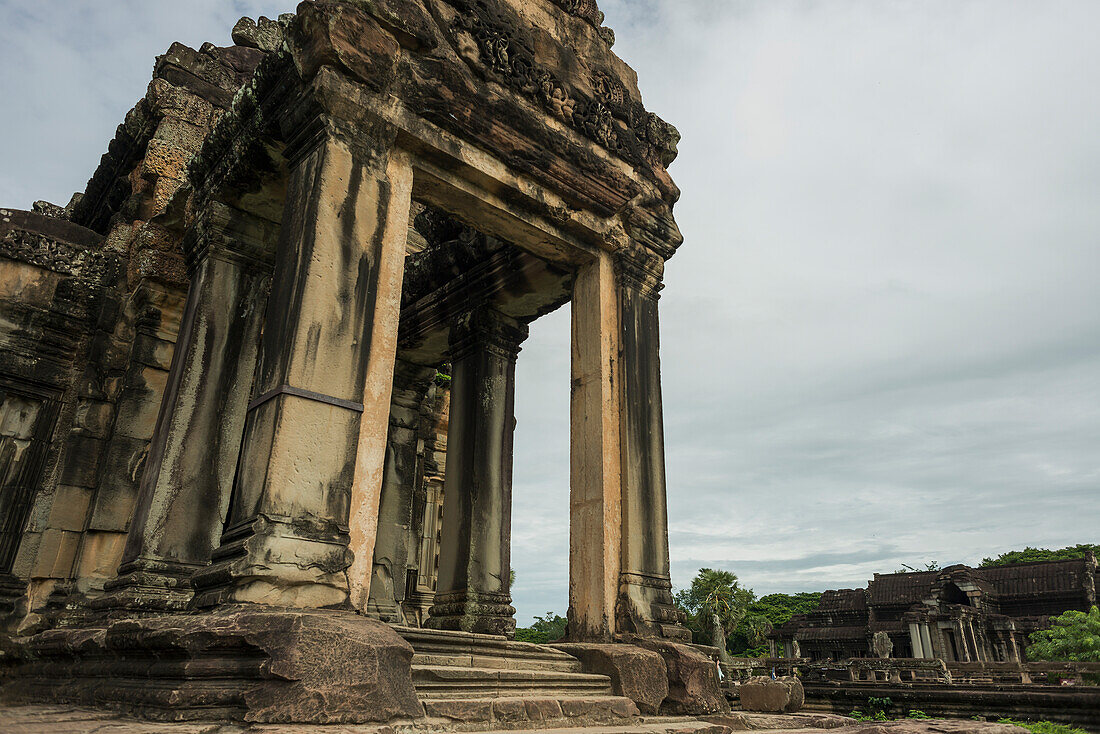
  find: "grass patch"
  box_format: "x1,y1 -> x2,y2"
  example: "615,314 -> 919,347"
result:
996,719 -> 1089,734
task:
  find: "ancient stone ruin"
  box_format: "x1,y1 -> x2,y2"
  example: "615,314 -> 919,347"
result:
0,0 -> 733,726
769,556 -> 1100,663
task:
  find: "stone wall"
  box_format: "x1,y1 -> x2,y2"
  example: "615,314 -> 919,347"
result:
0,33 -> 275,620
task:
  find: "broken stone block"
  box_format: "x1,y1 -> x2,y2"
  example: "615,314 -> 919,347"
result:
554,642 -> 669,714
232,16 -> 286,53
739,675 -> 805,714
636,639 -> 729,715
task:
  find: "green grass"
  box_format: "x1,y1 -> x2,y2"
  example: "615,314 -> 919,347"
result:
996,719 -> 1090,734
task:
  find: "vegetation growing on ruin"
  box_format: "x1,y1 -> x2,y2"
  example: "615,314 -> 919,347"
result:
980,544 -> 1099,568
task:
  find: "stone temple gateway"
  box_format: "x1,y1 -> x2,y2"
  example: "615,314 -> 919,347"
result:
0,0 -> 729,725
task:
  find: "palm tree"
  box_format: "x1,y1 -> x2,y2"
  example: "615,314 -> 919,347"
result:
676,568 -> 755,647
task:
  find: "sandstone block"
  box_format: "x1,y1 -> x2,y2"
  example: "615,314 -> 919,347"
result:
739,675 -> 805,714
636,639 -> 729,715
423,698 -> 492,722
554,642 -> 669,714
290,2 -> 401,92
141,140 -> 193,182
6,607 -> 424,724
523,698 -> 563,721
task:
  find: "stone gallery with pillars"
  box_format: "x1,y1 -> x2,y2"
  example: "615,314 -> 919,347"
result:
0,0 -> 729,725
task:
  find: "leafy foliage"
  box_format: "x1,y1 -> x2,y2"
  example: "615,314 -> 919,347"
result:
895,561 -> 940,573
980,545 -> 1099,568
674,568 -> 755,646
1026,606 -> 1100,662
673,568 -> 825,657
728,592 -> 823,657
514,612 -> 567,645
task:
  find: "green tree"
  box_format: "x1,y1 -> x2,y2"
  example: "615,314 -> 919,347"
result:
674,568 -> 755,646
727,592 -> 823,657
1026,606 -> 1100,662
980,544 -> 1099,568
514,612 -> 567,645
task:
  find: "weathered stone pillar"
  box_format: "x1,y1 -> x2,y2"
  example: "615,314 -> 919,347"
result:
615,251 -> 687,641
955,621 -> 971,662
427,309 -> 527,636
568,251 -> 621,642
191,131 -> 412,609
920,624 -> 934,660
98,203 -> 275,611
365,360 -> 436,623
908,623 -> 924,659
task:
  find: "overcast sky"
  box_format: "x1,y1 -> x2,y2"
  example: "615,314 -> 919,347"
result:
2,1 -> 1098,626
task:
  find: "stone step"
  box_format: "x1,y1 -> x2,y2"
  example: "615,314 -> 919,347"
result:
399,627 -> 583,672
462,724 -> 735,734
413,652 -> 583,673
413,666 -> 615,699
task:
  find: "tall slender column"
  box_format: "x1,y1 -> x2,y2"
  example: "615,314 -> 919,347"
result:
427,309 -> 527,636
615,251 -> 688,641
967,619 -> 983,662
365,360 -> 435,623
568,251 -> 622,642
920,624 -> 934,660
909,623 -> 924,659
955,621 -> 971,661
191,130 -> 412,609
99,203 -> 275,611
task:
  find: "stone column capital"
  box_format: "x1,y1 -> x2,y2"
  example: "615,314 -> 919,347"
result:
449,309 -> 529,363
182,201 -> 278,275
615,249 -> 665,302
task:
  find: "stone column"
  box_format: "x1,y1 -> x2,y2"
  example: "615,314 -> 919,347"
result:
967,619 -> 984,662
427,309 -> 527,636
191,131 -> 412,609
615,251 -> 687,641
920,624 -> 934,660
98,203 -> 275,611
955,621 -> 971,662
568,251 -> 622,642
909,623 -> 924,659
365,360 -> 436,623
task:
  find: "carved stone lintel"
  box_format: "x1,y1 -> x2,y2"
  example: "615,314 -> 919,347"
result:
447,0 -> 678,170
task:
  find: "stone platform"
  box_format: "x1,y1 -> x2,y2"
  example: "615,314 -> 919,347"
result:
0,705 -> 1031,733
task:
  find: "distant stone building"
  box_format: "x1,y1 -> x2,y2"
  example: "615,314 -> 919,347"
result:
769,555 -> 1099,663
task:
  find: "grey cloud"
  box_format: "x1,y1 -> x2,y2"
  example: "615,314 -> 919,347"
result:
2,1 -> 1098,626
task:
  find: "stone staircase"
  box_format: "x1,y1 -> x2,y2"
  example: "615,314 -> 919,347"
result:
395,627 -> 640,730
397,627 -> 616,699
